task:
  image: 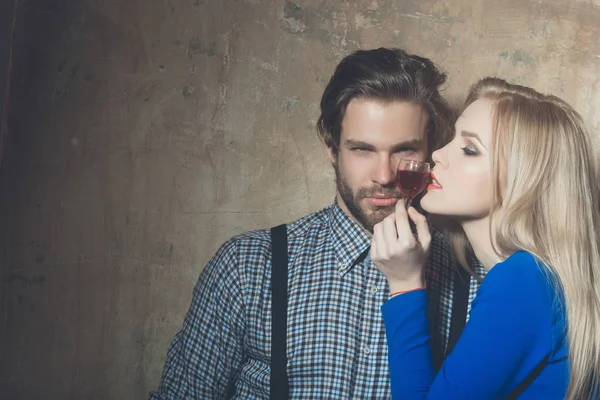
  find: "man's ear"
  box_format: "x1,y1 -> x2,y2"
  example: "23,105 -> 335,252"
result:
326,145 -> 337,164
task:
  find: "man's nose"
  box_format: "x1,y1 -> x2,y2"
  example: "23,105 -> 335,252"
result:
372,157 -> 396,186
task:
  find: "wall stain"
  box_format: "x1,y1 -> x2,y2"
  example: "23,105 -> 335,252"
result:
56,59 -> 67,73
83,74 -> 93,85
186,64 -> 196,74
187,38 -> 216,59
284,97 -> 299,109
528,20 -> 549,39
286,2 -> 302,13
2,271 -> 46,287
181,86 -> 194,98
283,2 -> 308,33
35,252 -> 45,263
69,64 -> 80,78
65,7 -> 88,42
499,50 -> 536,66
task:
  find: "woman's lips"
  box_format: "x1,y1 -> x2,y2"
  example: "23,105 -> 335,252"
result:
428,172 -> 443,190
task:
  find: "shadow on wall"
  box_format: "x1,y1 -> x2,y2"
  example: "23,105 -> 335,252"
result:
0,0 -> 17,396
0,0 -> 17,164
0,0 -> 80,397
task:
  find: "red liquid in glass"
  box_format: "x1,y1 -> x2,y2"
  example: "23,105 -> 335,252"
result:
396,170 -> 429,198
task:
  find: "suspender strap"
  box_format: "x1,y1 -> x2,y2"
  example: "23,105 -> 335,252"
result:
270,224 -> 289,400
506,353 -> 552,399
447,266 -> 470,356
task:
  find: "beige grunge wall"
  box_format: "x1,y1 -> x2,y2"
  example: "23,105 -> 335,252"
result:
1,0 -> 599,398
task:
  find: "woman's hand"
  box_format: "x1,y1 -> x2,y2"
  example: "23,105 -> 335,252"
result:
371,200 -> 431,293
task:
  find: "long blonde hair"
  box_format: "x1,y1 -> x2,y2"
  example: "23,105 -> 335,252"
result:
456,77 -> 600,398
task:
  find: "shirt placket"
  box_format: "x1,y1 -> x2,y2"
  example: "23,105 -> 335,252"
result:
351,256 -> 391,399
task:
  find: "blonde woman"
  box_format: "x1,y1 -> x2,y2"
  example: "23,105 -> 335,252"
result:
371,77 -> 600,399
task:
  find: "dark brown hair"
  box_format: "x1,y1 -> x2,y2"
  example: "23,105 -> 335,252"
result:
317,47 -> 456,158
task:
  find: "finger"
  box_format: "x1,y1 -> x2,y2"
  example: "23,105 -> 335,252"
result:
408,207 -> 432,251
394,199 -> 414,241
372,221 -> 386,258
370,235 -> 377,260
382,212 -> 399,250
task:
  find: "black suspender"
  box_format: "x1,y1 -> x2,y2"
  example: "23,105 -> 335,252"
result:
447,266 -> 471,356
270,224 -> 289,400
506,353 -> 552,399
431,265 -> 470,371
225,224 -> 289,400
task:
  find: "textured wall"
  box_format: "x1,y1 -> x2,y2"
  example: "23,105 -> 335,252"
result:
1,0 -> 599,398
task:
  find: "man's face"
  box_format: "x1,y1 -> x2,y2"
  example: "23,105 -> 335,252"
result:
327,98 -> 429,233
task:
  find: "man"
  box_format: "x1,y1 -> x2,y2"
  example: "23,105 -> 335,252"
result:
150,47 -> 481,399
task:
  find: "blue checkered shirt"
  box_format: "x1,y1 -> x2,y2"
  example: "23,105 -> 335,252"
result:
150,201 -> 483,399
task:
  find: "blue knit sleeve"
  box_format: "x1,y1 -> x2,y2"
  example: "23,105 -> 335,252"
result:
382,252 -> 567,399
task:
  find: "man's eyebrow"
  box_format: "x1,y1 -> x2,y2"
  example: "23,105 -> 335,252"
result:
390,139 -> 425,152
461,130 -> 486,149
343,138 -> 424,151
343,139 -> 375,149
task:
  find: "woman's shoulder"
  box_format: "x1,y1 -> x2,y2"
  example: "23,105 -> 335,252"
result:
474,251 -> 567,364
479,251 -> 558,308
487,251 -> 550,285
499,250 -> 541,268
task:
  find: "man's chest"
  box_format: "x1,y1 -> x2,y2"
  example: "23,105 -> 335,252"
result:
246,251 -> 392,398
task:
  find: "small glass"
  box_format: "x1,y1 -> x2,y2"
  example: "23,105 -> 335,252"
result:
396,159 -> 431,208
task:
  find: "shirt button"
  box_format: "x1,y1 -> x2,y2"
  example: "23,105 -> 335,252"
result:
363,346 -> 371,355
371,286 -> 379,294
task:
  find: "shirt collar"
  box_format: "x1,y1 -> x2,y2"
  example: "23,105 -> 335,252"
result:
328,200 -> 372,276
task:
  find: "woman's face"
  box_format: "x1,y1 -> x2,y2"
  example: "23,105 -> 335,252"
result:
421,98 -> 495,220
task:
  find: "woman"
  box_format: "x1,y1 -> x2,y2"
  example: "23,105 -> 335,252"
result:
371,77 -> 600,399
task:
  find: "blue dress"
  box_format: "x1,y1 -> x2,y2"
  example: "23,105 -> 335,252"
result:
382,251 -> 569,399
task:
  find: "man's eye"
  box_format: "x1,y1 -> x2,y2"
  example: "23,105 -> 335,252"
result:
352,147 -> 369,152
461,145 -> 478,156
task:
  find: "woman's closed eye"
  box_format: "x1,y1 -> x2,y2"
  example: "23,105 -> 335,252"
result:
461,145 -> 479,156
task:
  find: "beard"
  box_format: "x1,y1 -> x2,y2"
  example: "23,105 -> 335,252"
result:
334,162 -> 403,233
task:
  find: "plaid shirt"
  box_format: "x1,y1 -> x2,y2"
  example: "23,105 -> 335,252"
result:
150,201 -> 483,399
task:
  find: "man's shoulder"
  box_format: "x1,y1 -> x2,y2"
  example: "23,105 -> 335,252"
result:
427,224 -> 486,278
205,205 -> 332,279
225,204 -> 332,250
429,224 -> 451,251
427,225 -> 460,277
